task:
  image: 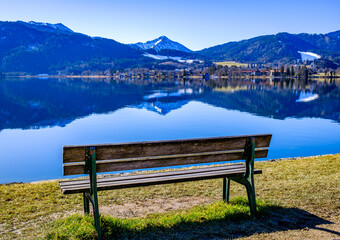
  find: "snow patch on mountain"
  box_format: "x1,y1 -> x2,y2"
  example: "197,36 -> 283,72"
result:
132,36 -> 192,52
27,21 -> 73,33
298,51 -> 321,61
154,39 -> 162,46
143,53 -> 203,64
27,44 -> 40,51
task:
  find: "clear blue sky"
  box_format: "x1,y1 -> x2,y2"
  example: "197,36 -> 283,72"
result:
1,0 -> 339,50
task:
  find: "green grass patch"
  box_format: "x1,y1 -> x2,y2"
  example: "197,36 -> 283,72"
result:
46,197 -> 277,239
1,154 -> 339,239
214,61 -> 248,67
45,196 -> 333,239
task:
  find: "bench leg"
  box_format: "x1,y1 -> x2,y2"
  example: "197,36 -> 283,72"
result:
85,147 -> 102,239
83,192 -> 90,214
245,178 -> 256,216
243,137 -> 257,216
84,192 -> 102,239
222,177 -> 230,203
230,177 -> 257,216
92,192 -> 101,240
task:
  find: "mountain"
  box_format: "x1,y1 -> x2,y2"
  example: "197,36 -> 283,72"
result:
0,21 -> 143,74
130,36 -> 192,53
130,36 -> 208,63
0,21 -> 339,74
25,21 -> 74,33
197,31 -> 340,64
296,31 -> 340,52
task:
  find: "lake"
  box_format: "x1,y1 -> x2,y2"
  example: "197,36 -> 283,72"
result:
0,76 -> 339,183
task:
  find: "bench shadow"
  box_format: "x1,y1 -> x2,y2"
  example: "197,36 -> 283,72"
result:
100,199 -> 339,240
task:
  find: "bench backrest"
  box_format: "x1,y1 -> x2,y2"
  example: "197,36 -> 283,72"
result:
63,134 -> 272,176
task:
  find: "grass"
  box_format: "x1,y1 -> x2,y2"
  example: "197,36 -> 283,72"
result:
47,198 -> 298,240
214,61 -> 248,67
1,154 -> 339,239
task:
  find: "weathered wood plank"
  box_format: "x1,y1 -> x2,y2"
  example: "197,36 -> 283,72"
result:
61,168 -> 262,194
63,134 -> 272,163
61,167 -> 248,192
63,148 -> 268,175
59,164 -> 245,187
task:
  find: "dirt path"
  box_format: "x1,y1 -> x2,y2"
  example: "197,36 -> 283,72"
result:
100,196 -> 216,218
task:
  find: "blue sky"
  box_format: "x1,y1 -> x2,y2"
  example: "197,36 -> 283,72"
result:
1,0 -> 339,50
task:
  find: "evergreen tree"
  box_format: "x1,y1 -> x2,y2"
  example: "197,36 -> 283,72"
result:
302,66 -> 309,79
280,65 -> 285,76
286,66 -> 290,76
290,66 -> 295,76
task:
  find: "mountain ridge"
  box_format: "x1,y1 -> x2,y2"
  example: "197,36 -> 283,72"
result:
0,20 -> 339,74
197,31 -> 340,64
26,21 -> 74,33
0,21 -> 144,74
130,35 -> 192,53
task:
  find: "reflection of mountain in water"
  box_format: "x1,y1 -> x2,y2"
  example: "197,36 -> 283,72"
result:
134,88 -> 202,115
0,78 -> 144,130
0,77 -> 339,131
201,80 -> 340,122
135,100 -> 190,115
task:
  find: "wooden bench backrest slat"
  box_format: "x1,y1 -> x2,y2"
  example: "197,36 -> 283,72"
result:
63,134 -> 272,164
60,164 -> 245,187
63,148 -> 268,176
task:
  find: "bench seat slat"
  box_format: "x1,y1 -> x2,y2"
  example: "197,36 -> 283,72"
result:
59,164 -> 245,187
61,165 -> 262,194
63,148 -> 268,175
63,134 -> 272,163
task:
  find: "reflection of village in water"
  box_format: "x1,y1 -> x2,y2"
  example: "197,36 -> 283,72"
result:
0,76 -> 339,131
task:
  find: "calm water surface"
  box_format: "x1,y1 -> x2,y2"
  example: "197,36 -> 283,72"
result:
0,77 -> 339,183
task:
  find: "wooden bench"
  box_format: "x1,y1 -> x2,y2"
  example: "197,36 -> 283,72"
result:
59,134 -> 272,238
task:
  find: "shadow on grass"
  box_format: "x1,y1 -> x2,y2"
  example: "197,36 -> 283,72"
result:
102,209 -> 337,239
47,198 -> 338,240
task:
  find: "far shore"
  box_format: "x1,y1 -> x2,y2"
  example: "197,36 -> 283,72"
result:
2,74 -> 340,79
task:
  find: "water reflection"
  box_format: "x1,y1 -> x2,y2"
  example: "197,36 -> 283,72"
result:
1,77 -> 340,183
205,78 -> 340,122
0,77 -> 339,132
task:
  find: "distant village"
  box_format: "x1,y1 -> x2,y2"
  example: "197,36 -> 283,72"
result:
2,58 -> 339,80
93,60 -> 340,81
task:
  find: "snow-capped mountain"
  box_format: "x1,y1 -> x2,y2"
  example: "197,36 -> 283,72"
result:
129,36 -> 205,64
26,21 -> 74,33
131,36 -> 192,52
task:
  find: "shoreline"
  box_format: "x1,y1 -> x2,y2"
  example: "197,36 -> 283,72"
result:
2,74 -> 339,80
15,153 -> 337,185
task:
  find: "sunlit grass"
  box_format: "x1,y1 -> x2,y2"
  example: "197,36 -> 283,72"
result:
46,198 -> 276,240
0,154 -> 339,239
214,61 -> 248,67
